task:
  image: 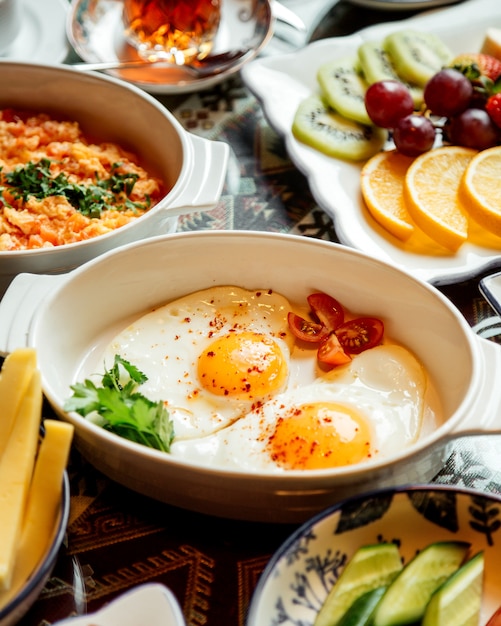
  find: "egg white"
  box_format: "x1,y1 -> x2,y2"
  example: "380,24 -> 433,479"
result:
169,344 -> 429,471
102,286 -> 294,439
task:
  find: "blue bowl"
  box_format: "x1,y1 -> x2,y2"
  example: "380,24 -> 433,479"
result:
246,484 -> 501,625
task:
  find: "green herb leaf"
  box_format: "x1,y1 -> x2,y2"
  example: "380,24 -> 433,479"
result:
64,355 -> 174,452
1,159 -> 151,217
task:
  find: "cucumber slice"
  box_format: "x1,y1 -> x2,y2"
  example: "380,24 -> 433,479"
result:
422,552 -> 484,626
372,541 -> 470,626
314,543 -> 403,626
338,586 -> 388,626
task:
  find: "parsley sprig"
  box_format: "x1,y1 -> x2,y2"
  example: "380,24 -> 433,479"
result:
64,355 -> 174,452
1,158 -> 151,217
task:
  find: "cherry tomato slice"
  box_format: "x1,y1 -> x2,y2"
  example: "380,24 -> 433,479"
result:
335,317 -> 384,354
287,312 -> 330,343
317,333 -> 352,366
307,293 -> 344,331
487,606 -> 501,626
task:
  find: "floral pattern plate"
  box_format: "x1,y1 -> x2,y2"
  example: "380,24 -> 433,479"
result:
246,485 -> 501,625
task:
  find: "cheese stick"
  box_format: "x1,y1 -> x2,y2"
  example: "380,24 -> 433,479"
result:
0,348 -> 37,460
0,368 -> 42,590
0,419 -> 74,608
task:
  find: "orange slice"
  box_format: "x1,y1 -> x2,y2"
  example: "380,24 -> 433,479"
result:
360,150 -> 416,241
460,146 -> 501,237
404,146 -> 477,252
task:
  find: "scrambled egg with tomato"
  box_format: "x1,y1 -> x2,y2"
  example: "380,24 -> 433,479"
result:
0,108 -> 165,251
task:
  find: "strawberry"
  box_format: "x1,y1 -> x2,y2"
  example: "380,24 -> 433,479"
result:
450,52 -> 501,82
486,92 -> 501,129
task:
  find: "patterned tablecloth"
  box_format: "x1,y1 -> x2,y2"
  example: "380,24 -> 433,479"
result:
14,1 -> 501,624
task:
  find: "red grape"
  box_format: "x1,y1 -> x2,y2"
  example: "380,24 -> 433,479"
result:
365,80 -> 414,129
424,68 -> 473,117
393,114 -> 436,156
448,108 -> 500,150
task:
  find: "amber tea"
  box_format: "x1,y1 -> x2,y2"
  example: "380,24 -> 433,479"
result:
123,0 -> 222,64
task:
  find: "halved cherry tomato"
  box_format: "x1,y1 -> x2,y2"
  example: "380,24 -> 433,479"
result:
487,606 -> 501,626
287,312 -> 330,343
317,333 -> 352,366
307,293 -> 344,331
335,317 -> 384,354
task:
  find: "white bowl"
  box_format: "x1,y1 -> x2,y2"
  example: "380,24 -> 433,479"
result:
246,485 -> 501,625
0,467 -> 70,626
1,231 -> 501,523
52,584 -> 185,626
0,62 -> 228,297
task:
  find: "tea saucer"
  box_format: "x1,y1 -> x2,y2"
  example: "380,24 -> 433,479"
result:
0,0 -> 69,62
67,0 -> 274,94
347,0 -> 464,9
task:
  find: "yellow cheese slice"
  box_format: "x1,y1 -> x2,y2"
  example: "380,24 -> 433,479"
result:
0,419 -> 74,609
0,369 -> 42,591
0,348 -> 37,460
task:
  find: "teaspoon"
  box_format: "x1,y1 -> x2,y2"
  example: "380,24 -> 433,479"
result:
70,47 -> 261,78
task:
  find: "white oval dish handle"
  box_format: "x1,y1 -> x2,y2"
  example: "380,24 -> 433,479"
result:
165,134 -> 229,216
479,270 -> 501,318
449,335 -> 501,436
0,273 -> 66,356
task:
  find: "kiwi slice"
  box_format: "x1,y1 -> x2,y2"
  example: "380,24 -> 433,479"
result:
383,29 -> 453,87
292,95 -> 387,162
317,56 -> 372,125
357,40 -> 424,108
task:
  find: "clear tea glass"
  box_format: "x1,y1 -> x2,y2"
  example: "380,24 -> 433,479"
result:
123,0 -> 222,65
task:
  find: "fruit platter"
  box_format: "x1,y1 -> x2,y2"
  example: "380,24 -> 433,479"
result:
242,0 -> 501,285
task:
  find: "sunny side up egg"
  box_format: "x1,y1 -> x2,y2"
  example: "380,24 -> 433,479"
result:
101,285 -> 443,472
170,344 -> 435,471
102,286 -> 295,439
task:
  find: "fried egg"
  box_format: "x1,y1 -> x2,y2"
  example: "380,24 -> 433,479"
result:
169,344 -> 429,471
102,286 -> 294,439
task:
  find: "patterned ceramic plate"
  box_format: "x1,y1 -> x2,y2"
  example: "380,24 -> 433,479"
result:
242,0 -> 501,286
246,485 -> 501,625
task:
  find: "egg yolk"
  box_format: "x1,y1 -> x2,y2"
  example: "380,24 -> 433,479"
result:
267,402 -> 372,470
197,331 -> 288,398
